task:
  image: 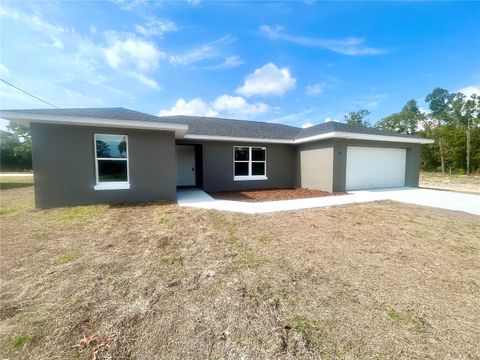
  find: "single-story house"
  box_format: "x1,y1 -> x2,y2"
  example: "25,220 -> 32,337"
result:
0,107 -> 433,208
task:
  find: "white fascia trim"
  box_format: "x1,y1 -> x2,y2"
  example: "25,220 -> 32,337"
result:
94,182 -> 130,190
184,132 -> 433,145
183,134 -> 292,144
293,131 -> 434,145
0,111 -> 189,138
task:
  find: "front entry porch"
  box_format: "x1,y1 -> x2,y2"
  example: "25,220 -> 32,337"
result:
175,144 -> 203,188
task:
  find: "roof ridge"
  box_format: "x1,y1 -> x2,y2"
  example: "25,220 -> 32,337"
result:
159,114 -> 302,130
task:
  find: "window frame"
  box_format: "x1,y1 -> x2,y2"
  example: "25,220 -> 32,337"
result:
233,146 -> 267,181
94,133 -> 130,190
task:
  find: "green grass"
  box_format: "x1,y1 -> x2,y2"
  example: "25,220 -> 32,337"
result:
0,201 -> 33,215
208,212 -> 270,269
55,253 -> 76,264
47,205 -> 108,224
257,235 -> 273,244
233,252 -> 269,268
9,333 -> 41,350
286,315 -> 325,351
450,245 -> 479,255
159,254 -> 184,267
387,307 -> 427,333
387,308 -> 403,321
0,175 -> 34,190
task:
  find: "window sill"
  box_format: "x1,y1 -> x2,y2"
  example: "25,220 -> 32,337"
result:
234,176 -> 268,181
94,183 -> 130,190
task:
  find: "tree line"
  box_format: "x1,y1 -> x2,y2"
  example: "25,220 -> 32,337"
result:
0,122 -> 32,172
345,88 -> 480,175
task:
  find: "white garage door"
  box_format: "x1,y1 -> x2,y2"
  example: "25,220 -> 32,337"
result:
346,146 -> 406,190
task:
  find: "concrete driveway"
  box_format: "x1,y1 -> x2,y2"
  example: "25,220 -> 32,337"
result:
178,188 -> 480,215
351,188 -> 480,215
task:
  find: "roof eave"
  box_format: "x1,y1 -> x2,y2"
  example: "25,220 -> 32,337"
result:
183,134 -> 294,144
0,111 -> 188,138
294,131 -> 434,145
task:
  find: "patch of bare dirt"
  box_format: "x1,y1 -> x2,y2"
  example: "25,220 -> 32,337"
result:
1,178 -> 479,359
209,187 -> 345,202
420,172 -> 480,194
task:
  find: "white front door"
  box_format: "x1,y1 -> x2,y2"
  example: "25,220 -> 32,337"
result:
346,146 -> 406,190
176,145 -> 196,186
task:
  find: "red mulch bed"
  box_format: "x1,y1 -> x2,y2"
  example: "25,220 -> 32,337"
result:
209,187 -> 346,202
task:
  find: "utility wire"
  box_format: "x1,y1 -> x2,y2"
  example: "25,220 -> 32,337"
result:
0,78 -> 59,108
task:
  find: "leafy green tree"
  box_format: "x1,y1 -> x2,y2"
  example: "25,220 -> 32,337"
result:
344,109 -> 371,127
449,92 -> 479,174
375,99 -> 425,135
425,88 -> 455,174
0,122 -> 32,171
0,130 -> 17,171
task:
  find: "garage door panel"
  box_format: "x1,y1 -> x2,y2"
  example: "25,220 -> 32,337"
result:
346,146 -> 406,190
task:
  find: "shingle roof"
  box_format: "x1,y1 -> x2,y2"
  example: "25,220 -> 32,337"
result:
156,115 -> 301,140
1,107 -> 426,142
295,120 -> 419,139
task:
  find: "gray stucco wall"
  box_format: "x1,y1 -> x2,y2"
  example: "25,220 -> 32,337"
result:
332,139 -> 422,192
31,123 -> 176,208
294,140 -> 335,192
176,140 -> 295,192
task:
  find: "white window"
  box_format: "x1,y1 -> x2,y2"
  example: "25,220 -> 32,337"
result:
233,146 -> 267,181
94,134 -> 130,190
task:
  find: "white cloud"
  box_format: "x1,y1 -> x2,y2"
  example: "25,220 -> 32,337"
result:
305,83 -> 325,96
267,109 -> 314,124
169,36 -> 235,66
458,86 -> 480,98
0,3 -> 151,107
212,95 -> 268,117
103,33 -> 166,72
200,55 -> 244,70
159,95 -> 269,119
51,36 -> 63,49
129,72 -> 160,89
352,94 -> 388,110
324,117 -> 335,122
135,19 -> 177,37
158,98 -> 219,117
260,25 -> 388,56
0,63 -> 9,76
301,122 -> 314,128
236,63 -> 296,97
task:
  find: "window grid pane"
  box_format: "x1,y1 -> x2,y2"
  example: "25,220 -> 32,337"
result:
234,147 -> 249,161
234,162 -> 249,176
95,135 -> 127,158
98,160 -> 128,182
252,162 -> 265,176
251,148 -> 266,161
233,146 -> 266,178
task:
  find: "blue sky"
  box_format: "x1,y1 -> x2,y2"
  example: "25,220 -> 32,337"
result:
1,1 -> 479,131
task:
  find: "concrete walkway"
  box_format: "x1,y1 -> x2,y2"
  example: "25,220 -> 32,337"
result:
177,188 -> 480,215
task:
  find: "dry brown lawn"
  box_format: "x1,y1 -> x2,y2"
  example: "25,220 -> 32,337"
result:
1,177 -> 479,360
420,172 -> 480,194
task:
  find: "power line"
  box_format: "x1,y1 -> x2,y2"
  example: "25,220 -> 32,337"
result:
0,78 -> 59,109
